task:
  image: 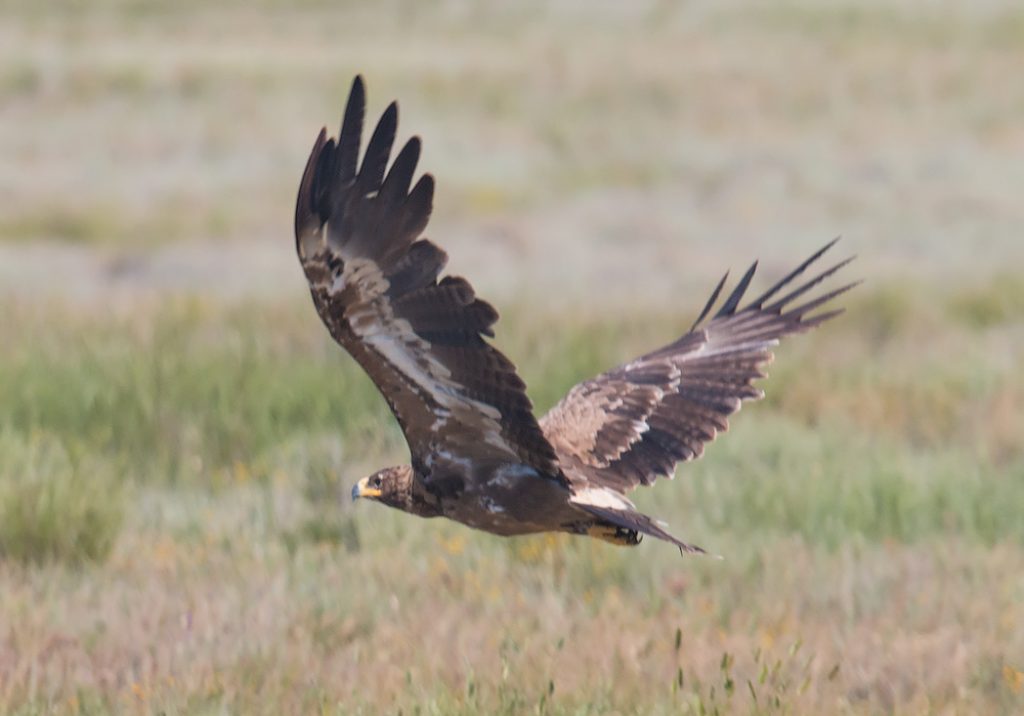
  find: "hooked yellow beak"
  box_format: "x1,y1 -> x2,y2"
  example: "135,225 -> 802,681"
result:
351,477 -> 382,501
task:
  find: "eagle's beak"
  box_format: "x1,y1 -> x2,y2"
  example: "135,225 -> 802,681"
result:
351,477 -> 382,501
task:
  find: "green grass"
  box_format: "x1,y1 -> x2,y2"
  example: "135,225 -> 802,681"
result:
4,279 -> 1020,472
0,431 -> 123,565
2,273 -> 1023,713
1,280 -> 1022,574
0,284 -> 1019,501
3,0 -> 1024,712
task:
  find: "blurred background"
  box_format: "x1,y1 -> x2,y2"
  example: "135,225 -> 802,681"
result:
1,0 -> 1022,713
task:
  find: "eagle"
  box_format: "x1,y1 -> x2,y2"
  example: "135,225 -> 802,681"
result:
294,76 -> 855,554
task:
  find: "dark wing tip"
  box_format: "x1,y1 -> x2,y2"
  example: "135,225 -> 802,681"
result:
336,76 -> 367,181
715,260 -> 759,319
749,237 -> 842,309
400,173 -> 435,237
398,135 -> 423,175
686,239 -> 855,338
764,255 -> 857,314
408,171 -> 435,204
345,75 -> 366,117
358,101 -> 399,190
801,306 -> 846,329
380,136 -> 423,204
789,278 -> 861,319
294,127 -> 329,238
690,271 -> 729,330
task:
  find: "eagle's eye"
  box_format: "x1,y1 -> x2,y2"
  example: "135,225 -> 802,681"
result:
373,475 -> 383,488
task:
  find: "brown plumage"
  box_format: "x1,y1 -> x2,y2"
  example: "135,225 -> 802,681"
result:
296,76 -> 856,554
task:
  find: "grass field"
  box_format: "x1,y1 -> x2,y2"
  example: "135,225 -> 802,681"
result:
2,1 -> 1024,713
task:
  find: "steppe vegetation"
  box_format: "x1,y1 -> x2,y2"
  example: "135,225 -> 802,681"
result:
1,1 -> 1022,713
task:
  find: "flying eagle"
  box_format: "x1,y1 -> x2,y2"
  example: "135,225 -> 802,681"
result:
294,76 -> 855,553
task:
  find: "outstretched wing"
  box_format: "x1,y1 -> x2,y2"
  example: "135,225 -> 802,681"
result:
540,239 -> 856,495
295,76 -> 561,481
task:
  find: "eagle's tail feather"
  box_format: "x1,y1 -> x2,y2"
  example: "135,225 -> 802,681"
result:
576,504 -> 710,556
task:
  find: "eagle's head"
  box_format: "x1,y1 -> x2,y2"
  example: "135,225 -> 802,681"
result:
351,465 -> 414,508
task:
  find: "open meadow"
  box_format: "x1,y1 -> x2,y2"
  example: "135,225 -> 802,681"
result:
1,1 -> 1023,713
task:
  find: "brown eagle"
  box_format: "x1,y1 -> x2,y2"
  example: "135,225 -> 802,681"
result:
294,76 -> 855,553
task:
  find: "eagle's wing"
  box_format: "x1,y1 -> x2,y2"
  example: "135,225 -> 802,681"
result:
540,240 -> 856,495
295,77 -> 562,482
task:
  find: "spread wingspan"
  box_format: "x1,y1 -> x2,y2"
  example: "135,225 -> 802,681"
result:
541,239 -> 857,495
295,76 -> 562,481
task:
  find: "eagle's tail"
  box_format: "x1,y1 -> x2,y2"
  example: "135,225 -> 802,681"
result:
576,504 -> 710,556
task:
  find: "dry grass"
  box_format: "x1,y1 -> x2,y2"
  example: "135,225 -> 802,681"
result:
2,0 -> 1024,714
2,286 -> 1022,714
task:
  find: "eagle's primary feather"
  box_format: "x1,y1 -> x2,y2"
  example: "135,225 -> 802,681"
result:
541,239 -> 858,495
295,77 -> 563,486
295,76 -> 855,554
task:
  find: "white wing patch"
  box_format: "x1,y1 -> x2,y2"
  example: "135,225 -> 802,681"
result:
480,496 -> 505,514
570,485 -> 635,511
335,257 -> 517,458
487,463 -> 541,489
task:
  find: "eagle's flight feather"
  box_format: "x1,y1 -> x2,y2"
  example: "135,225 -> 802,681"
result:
295,76 -> 855,553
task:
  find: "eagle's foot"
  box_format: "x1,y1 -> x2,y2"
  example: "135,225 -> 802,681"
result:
586,523 -> 642,547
